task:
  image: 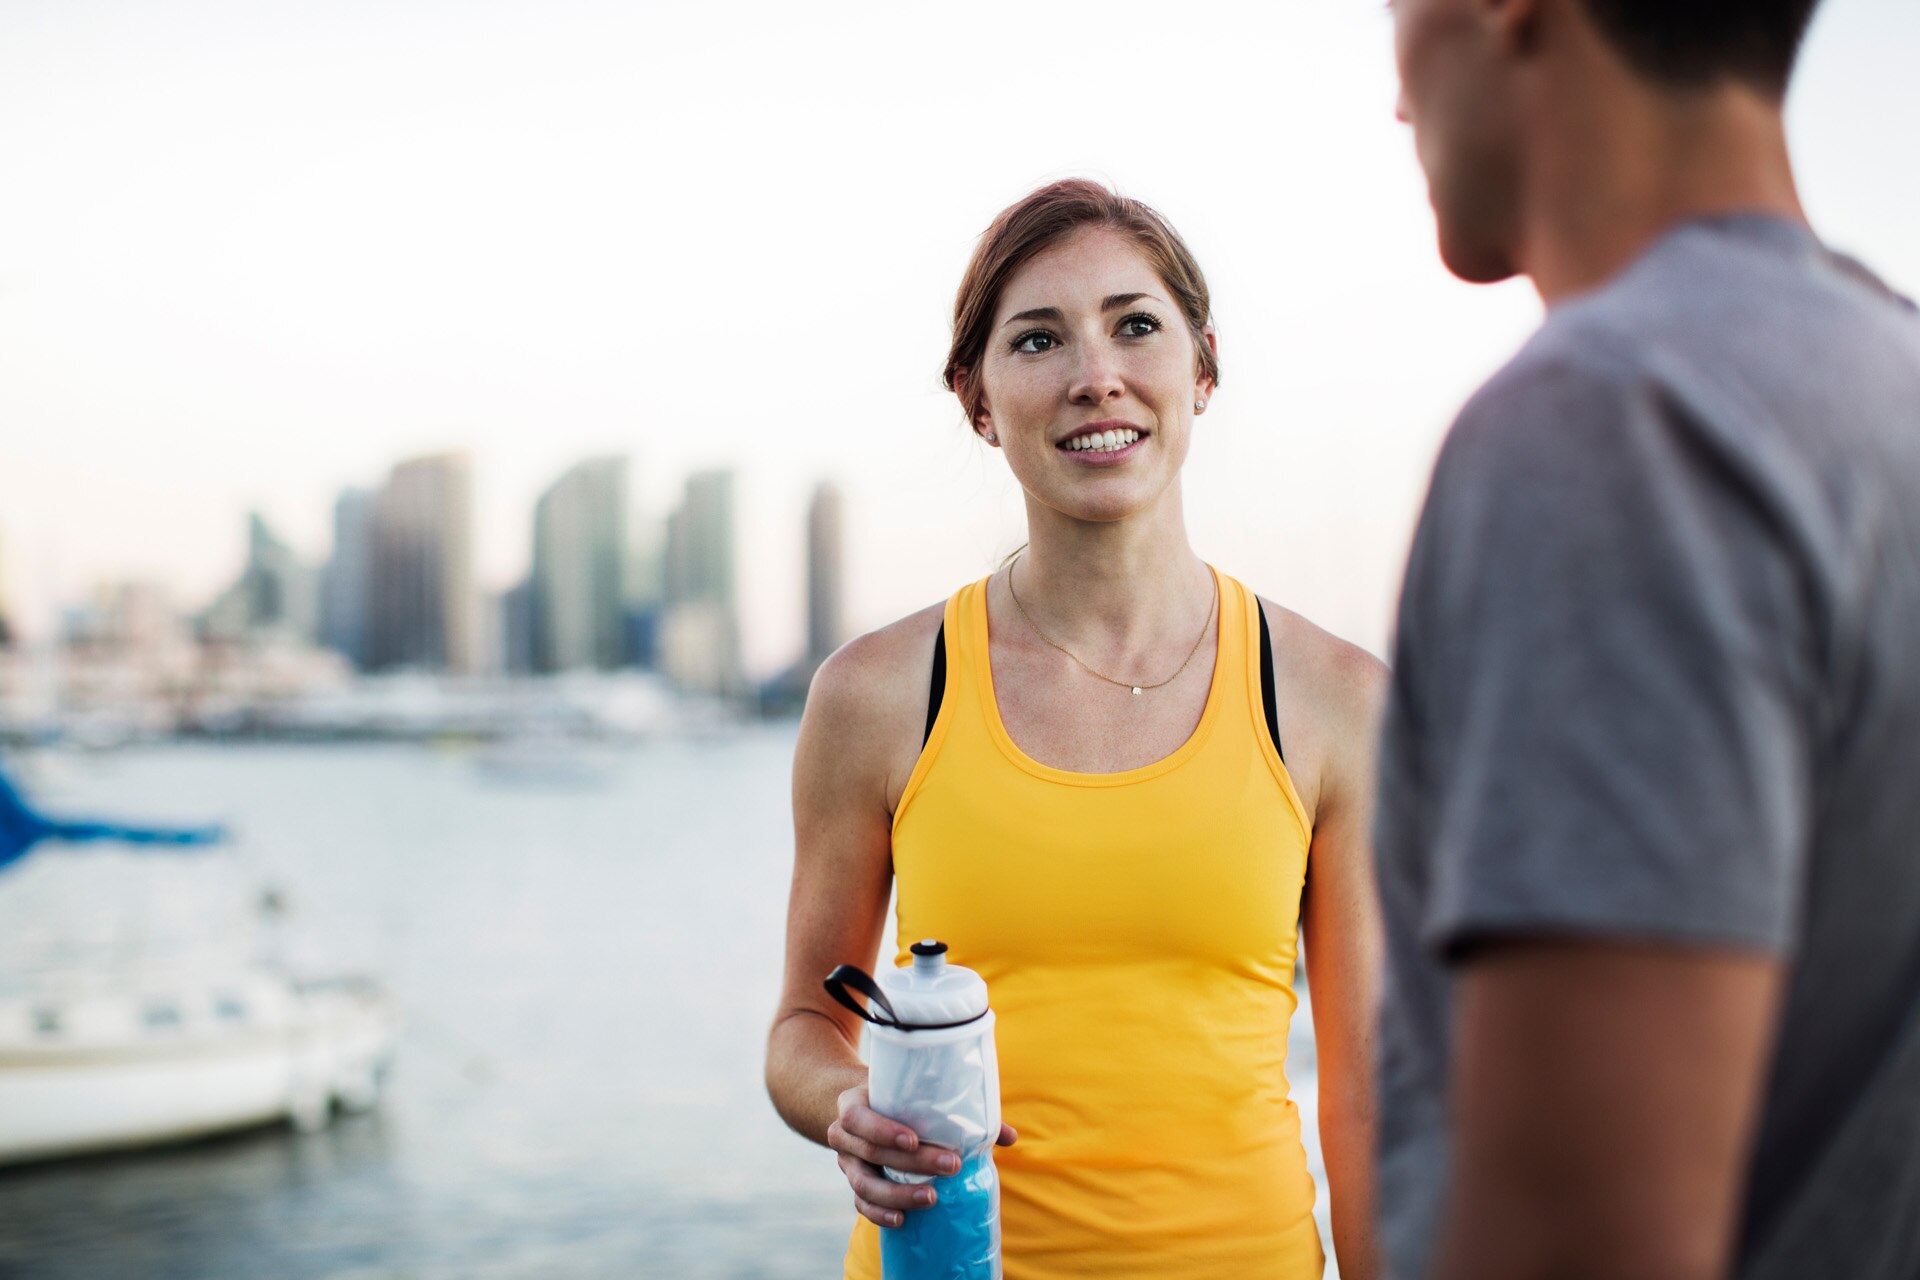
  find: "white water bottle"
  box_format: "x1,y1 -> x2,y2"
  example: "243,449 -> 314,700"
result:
826,940 -> 1002,1279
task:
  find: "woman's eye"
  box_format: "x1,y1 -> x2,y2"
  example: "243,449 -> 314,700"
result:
1012,330 -> 1057,354
1119,313 -> 1162,338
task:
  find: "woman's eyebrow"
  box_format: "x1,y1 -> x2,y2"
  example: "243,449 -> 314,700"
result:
1000,293 -> 1165,328
1001,306 -> 1063,328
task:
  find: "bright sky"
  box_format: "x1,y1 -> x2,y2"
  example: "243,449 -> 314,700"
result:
2,0 -> 1916,673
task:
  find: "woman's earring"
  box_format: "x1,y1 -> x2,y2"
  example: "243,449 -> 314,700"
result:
1194,399 -> 1207,412
984,431 -> 998,444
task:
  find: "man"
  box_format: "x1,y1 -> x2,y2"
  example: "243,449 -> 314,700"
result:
1375,2 -> 1920,1278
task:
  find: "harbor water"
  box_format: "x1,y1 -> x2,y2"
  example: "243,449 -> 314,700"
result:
0,729 -> 1332,1279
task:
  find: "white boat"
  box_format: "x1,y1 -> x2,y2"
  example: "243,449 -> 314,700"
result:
0,763 -> 401,1165
471,731 -> 614,788
0,967 -> 397,1165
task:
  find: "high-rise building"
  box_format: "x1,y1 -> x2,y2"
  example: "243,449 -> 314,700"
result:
366,453 -> 476,674
806,480 -> 846,666
71,580 -> 185,653
319,487 -> 376,669
499,580 -> 534,675
664,469 -> 736,607
202,511 -> 316,643
660,469 -> 741,696
0,531 -> 13,649
530,457 -> 630,673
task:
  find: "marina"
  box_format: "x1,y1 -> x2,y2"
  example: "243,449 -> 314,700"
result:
0,731 -> 1332,1278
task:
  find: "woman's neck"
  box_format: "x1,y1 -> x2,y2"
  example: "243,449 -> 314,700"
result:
1012,485 -> 1210,652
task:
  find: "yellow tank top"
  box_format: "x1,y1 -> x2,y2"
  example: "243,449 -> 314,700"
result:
844,568 -> 1324,1278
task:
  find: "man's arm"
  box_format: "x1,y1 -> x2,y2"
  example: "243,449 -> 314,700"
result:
1434,939 -> 1785,1280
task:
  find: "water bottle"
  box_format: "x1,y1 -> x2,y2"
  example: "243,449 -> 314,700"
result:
825,940 -> 1001,1280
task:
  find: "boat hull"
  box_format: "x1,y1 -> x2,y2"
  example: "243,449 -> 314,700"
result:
0,982 -> 396,1166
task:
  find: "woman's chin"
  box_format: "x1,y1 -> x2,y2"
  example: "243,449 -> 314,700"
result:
1035,478 -> 1167,526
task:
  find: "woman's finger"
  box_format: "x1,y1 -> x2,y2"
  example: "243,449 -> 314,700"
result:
840,1152 -> 940,1215
831,1119 -> 964,1179
825,1117 -> 897,1169
854,1194 -> 907,1229
838,1098 -> 922,1154
997,1122 -> 1018,1147
833,1104 -> 966,1177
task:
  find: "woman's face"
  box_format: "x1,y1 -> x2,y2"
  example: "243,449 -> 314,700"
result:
970,226 -> 1215,525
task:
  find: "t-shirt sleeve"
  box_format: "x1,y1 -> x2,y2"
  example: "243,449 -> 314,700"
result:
1403,346 -> 1820,959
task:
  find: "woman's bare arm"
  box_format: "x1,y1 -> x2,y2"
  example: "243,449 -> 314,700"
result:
1279,607 -> 1388,1280
765,608 -> 990,1226
765,630 -> 901,1144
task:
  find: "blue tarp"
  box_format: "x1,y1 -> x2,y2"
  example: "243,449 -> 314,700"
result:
0,768 -> 226,871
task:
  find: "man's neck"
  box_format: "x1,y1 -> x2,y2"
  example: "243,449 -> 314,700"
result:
1516,65 -> 1807,306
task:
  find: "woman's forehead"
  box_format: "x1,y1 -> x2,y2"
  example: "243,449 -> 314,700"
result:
995,228 -> 1168,318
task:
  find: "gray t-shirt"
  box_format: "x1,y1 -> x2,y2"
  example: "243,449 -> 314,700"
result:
1375,215 -> 1920,1279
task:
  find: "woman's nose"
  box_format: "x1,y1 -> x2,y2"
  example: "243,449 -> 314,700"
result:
1068,345 -> 1125,404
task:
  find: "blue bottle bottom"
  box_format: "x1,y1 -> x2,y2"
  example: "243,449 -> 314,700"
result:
879,1151 -> 1000,1280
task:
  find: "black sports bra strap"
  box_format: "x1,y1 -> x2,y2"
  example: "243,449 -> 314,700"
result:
923,622 -> 946,748
921,609 -> 1276,759
1257,602 -> 1285,763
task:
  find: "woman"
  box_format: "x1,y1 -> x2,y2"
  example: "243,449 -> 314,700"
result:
766,179 -> 1384,1278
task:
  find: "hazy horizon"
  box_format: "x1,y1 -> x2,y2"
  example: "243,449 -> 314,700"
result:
4,0 -> 1916,674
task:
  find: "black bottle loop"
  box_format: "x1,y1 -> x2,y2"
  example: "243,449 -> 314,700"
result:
822,963 -> 990,1032
824,964 -> 903,1028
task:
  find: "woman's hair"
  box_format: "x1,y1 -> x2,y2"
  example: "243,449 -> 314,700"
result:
944,179 -> 1219,427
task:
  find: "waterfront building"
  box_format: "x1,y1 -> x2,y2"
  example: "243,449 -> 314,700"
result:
806,480 -> 846,666
319,487 -> 376,668
661,469 -> 741,696
530,457 -> 630,673
626,514 -> 666,671
499,580 -> 534,676
365,453 -> 477,674
202,512 -> 317,644
0,533 -> 13,649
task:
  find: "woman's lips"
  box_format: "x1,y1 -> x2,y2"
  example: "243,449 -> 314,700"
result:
1058,433 -> 1145,465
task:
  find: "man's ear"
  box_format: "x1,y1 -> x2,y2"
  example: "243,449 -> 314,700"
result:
1482,0 -> 1543,58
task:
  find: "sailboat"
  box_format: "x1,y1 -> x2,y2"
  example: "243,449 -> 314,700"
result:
0,767 -> 398,1165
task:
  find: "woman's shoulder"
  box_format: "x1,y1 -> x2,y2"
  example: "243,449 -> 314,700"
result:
802,599 -> 948,747
1250,594 -> 1389,820
1252,595 -> 1388,721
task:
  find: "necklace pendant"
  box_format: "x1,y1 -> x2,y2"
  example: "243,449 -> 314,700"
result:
1131,686 -> 1142,696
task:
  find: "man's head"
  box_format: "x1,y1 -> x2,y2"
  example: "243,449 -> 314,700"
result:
1392,0 -> 1824,283
1576,0 -> 1823,96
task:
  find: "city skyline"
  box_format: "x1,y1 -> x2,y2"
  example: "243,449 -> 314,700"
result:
2,1 -> 1914,670
0,449 -> 854,685
19,451 -> 853,703
0,452 -> 859,681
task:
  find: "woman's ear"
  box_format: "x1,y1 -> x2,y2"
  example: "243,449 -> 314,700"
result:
955,368 -> 999,445
1194,325 -> 1219,410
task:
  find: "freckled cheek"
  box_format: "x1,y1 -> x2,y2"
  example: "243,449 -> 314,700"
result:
988,370 -> 1067,441
981,359 -> 1049,408
1139,349 -> 1201,406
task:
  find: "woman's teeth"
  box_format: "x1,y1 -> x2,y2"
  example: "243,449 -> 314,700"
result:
1064,428 -> 1140,453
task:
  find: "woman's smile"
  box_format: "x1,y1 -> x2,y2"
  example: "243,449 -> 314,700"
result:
1057,419 -> 1148,463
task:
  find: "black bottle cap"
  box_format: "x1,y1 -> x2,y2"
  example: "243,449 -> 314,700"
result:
909,940 -> 948,958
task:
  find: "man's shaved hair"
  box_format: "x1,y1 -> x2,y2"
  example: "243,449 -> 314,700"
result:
1579,0 -> 1824,97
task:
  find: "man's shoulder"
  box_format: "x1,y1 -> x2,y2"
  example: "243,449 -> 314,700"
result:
1444,219 -> 1911,487
1437,317 -> 1647,490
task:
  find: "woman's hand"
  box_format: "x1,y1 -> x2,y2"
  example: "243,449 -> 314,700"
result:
828,1082 -> 1018,1228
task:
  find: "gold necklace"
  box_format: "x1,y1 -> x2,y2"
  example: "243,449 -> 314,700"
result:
1006,554 -> 1216,696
